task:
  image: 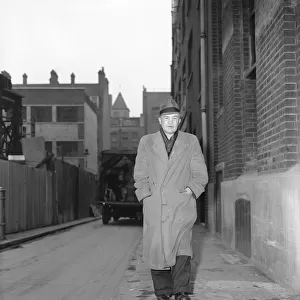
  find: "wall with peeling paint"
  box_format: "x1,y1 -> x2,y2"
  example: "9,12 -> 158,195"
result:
221,164 -> 300,291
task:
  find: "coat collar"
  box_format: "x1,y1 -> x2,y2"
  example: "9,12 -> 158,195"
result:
151,130 -> 187,166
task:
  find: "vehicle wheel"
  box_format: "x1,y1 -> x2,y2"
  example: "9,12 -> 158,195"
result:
113,216 -> 119,222
102,207 -> 110,225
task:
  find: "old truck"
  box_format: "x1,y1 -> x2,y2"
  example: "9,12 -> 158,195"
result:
97,149 -> 143,225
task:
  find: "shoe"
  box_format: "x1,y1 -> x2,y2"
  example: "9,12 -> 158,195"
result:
175,292 -> 191,300
156,295 -> 170,300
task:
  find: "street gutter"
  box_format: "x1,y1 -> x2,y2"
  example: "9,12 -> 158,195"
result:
0,217 -> 102,251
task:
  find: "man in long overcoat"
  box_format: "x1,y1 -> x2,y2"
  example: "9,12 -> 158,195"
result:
134,99 -> 208,300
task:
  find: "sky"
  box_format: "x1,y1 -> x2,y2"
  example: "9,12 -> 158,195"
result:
1,0 -> 172,117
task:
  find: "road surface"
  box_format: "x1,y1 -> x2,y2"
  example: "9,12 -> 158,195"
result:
0,219 -> 142,300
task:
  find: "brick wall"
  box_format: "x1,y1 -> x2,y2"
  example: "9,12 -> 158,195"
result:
218,0 -> 243,180
296,2 -> 300,162
256,0 -> 299,172
208,0 -> 223,182
241,1 -> 258,172
186,3 -> 201,136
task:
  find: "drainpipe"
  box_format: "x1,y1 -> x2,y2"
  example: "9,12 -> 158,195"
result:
200,0 -> 208,163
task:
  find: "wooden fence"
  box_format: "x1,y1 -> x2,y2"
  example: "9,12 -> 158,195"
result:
0,158 -> 97,234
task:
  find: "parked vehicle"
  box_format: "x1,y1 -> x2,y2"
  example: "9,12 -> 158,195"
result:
97,149 -> 143,225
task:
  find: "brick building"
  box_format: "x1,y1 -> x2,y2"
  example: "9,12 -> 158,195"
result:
110,92 -> 144,150
13,69 -> 111,174
171,0 -> 300,291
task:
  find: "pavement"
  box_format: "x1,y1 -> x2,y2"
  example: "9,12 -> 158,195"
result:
115,225 -> 300,300
0,216 -> 101,250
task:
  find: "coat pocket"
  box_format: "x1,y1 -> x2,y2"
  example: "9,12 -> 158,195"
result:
177,189 -> 193,201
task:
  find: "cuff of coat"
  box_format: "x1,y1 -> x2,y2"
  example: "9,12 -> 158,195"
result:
135,188 -> 152,202
187,182 -> 205,199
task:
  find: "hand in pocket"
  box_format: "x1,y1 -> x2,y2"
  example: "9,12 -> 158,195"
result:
179,187 -> 193,196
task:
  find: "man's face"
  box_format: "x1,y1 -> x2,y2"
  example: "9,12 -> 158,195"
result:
159,113 -> 181,135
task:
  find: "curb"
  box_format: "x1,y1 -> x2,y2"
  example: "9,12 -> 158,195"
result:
0,217 -> 102,250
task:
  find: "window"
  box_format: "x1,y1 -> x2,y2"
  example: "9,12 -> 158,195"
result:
22,106 -> 27,121
78,124 -> 84,139
249,0 -> 256,67
22,126 -> 27,137
111,132 -> 118,142
45,141 -> 52,153
122,132 -> 129,141
181,0 -> 186,39
56,141 -> 84,157
31,106 -> 52,122
89,96 -> 99,107
188,30 -> 193,75
246,0 -> 256,79
132,132 -> 139,140
56,106 -> 84,122
187,0 -> 191,14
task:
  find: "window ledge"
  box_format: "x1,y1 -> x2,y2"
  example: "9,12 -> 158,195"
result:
244,64 -> 256,80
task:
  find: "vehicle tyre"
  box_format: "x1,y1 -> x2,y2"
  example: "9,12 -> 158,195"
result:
102,206 -> 110,225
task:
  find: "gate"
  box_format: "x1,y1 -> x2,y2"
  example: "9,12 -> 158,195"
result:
235,198 -> 251,258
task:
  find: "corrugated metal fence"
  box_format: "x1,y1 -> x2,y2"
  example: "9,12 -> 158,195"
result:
0,158 -> 97,234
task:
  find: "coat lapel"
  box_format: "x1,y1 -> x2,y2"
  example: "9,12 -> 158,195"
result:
151,132 -> 168,165
168,131 -> 187,166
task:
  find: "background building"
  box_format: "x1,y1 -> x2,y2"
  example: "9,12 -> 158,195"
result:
13,69 -> 111,174
171,0 -> 300,291
142,87 -> 171,134
110,92 -> 144,150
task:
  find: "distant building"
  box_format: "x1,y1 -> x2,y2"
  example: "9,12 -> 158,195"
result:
142,87 -> 171,134
13,69 -> 111,174
110,92 -> 143,150
111,92 -> 130,118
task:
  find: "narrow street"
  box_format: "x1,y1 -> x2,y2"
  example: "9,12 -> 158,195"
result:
0,219 -> 142,300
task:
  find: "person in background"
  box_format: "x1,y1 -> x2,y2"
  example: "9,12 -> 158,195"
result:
134,99 -> 208,300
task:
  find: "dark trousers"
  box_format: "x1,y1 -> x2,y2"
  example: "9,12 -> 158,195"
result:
151,255 -> 191,296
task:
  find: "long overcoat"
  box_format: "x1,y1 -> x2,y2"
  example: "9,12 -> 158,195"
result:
134,130 -> 208,270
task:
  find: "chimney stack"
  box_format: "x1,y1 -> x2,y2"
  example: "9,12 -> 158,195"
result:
23,73 -> 28,85
71,73 -> 75,84
49,70 -> 59,85
98,67 -> 105,83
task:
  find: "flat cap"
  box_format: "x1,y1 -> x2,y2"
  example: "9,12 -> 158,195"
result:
159,99 -> 180,115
